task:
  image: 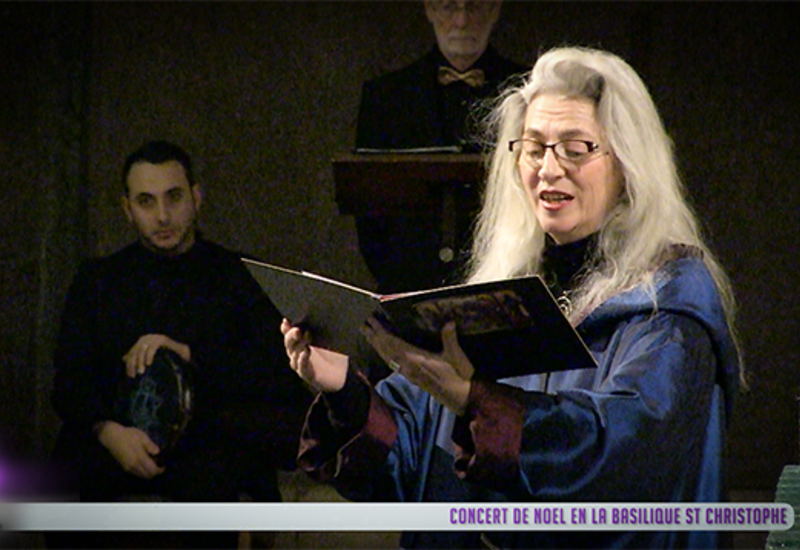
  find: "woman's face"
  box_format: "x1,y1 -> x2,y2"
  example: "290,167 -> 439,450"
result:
517,94 -> 623,245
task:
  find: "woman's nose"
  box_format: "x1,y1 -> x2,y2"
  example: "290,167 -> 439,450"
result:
538,148 -> 566,181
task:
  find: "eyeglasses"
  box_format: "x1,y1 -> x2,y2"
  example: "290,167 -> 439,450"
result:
508,138 -> 604,169
432,1 -> 493,19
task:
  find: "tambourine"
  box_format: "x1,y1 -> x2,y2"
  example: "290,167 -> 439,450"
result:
116,348 -> 194,465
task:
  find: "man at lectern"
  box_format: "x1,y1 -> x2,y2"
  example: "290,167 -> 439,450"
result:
355,0 -> 527,294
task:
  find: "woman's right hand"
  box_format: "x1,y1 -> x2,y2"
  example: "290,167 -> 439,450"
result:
281,318 -> 348,393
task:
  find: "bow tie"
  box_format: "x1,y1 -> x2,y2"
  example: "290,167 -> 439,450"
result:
438,66 -> 485,88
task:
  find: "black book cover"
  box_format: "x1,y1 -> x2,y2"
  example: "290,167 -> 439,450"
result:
243,258 -> 596,380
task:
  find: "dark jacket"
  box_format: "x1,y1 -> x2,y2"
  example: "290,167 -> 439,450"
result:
353,46 -> 528,295
51,237 -> 310,501
356,45 -> 527,150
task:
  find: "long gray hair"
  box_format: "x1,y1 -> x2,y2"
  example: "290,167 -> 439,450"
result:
467,46 -> 737,342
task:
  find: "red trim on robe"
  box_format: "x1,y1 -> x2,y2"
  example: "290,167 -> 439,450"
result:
452,378 -> 525,489
297,371 -> 398,487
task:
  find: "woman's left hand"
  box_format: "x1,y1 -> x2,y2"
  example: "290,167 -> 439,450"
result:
361,316 -> 474,415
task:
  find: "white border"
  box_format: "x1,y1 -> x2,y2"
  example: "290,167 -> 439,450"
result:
0,502 -> 793,532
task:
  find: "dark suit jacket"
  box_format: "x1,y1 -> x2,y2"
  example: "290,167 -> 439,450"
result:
51,238 -> 311,503
356,45 -> 527,150
354,45 -> 527,294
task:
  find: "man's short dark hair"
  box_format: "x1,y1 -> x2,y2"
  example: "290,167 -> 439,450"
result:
122,140 -> 195,193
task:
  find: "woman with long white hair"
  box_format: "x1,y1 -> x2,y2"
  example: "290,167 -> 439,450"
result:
283,46 -> 741,549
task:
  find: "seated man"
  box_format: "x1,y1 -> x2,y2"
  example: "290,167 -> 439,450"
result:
355,0 -> 528,294
48,140 -> 310,548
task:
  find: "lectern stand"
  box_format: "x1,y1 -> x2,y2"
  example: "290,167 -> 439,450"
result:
332,152 -> 485,263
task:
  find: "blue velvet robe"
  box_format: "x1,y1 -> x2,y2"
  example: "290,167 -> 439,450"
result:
299,255 -> 740,549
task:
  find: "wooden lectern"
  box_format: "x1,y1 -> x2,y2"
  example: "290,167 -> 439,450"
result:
332,152 -> 485,263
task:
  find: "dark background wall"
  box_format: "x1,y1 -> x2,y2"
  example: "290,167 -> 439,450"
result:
1,0 -> 797,504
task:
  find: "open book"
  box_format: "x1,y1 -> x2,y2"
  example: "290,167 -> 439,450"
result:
243,259 -> 596,380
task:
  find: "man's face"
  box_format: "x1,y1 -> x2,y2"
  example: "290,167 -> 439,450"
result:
424,0 -> 501,71
122,160 -> 202,256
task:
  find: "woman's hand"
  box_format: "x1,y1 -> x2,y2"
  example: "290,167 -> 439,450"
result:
361,317 -> 474,414
280,318 -> 348,393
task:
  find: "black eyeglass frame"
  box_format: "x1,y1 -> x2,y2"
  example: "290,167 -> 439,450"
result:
508,139 -> 602,166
